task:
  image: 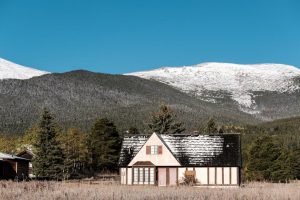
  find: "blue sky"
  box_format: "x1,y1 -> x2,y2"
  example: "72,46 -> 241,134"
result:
0,0 -> 299,74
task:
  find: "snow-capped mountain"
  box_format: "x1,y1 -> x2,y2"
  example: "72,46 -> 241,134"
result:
126,62 -> 300,115
0,58 -> 49,80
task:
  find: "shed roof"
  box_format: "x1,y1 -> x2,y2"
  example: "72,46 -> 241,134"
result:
0,152 -> 30,161
119,133 -> 241,167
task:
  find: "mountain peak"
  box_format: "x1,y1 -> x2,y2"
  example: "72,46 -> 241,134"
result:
0,58 -> 49,80
126,62 -> 300,114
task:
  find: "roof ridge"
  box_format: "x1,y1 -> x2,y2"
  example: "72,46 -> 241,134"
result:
154,133 -> 182,165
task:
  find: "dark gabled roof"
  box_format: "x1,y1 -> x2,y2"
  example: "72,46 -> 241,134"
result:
118,135 -> 149,167
16,149 -> 34,160
0,152 -> 30,161
160,134 -> 241,167
118,133 -> 241,167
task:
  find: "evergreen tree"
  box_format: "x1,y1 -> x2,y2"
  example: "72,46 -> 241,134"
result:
206,118 -> 218,133
199,118 -> 219,134
32,109 -> 64,180
246,135 -> 287,182
148,105 -> 185,134
88,118 -> 121,172
58,128 -> 88,179
269,146 -> 300,182
218,125 -> 225,134
287,148 -> 300,180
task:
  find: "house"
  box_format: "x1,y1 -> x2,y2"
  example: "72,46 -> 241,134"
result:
0,152 -> 30,180
17,149 -> 34,178
119,133 -> 241,186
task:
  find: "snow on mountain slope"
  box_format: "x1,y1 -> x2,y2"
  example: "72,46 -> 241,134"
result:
0,58 -> 49,80
126,62 -> 300,113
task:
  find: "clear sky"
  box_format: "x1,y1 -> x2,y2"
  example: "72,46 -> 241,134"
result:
0,0 -> 299,74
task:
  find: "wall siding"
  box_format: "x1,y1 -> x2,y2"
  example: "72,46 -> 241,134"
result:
193,167 -> 239,186
223,167 -> 230,185
231,167 -> 238,185
208,167 -> 215,185
195,167 -> 207,185
216,167 -> 223,185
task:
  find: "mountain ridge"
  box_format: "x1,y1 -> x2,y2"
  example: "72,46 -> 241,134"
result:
126,62 -> 300,117
0,58 -> 300,135
0,70 -> 258,135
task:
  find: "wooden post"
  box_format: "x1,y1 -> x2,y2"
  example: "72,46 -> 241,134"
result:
126,168 -> 128,185
222,167 -> 224,185
207,167 -> 209,185
229,167 -> 232,185
166,168 -> 169,186
215,167 -> 217,185
176,168 -> 179,186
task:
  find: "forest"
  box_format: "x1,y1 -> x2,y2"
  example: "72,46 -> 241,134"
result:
0,105 -> 300,182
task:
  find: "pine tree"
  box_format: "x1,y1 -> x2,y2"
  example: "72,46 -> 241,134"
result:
88,118 -> 121,172
287,148 -> 300,180
246,136 -> 283,182
32,108 -> 64,180
148,105 -> 185,134
205,118 -> 218,133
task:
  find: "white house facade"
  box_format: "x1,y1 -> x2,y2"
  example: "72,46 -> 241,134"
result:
119,133 -> 241,187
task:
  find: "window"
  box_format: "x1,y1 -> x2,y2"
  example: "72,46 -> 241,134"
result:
139,168 -> 144,184
144,168 -> 149,184
150,168 -> 155,184
133,168 -> 138,184
133,167 -> 155,185
151,145 -> 158,154
146,145 -> 162,155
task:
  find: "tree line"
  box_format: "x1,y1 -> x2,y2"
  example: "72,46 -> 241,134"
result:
0,104 -> 300,182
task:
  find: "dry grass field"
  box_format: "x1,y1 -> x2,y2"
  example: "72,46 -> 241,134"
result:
0,181 -> 299,200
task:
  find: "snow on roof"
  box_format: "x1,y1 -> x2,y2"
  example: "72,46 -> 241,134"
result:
160,134 -> 241,167
0,152 -> 30,161
119,133 -> 241,167
118,135 -> 149,167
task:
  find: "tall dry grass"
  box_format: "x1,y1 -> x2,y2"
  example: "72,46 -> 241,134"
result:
0,181 -> 299,200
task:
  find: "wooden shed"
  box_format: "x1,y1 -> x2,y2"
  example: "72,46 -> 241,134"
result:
17,149 -> 34,178
0,152 -> 30,180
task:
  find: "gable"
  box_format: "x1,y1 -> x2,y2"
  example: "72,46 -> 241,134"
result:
128,133 -> 181,167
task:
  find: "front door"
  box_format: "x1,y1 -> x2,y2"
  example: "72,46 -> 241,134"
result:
158,168 -> 166,186
169,168 -> 177,186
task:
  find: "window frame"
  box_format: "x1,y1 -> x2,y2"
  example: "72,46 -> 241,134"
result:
150,145 -> 159,155
133,167 -> 156,185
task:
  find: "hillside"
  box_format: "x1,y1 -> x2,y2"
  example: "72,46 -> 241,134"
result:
0,70 -> 257,135
127,62 -> 300,120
